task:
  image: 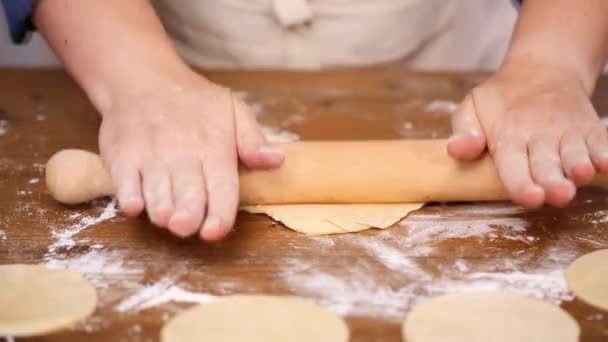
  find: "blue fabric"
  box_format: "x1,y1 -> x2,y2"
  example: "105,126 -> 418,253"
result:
1,0 -> 36,43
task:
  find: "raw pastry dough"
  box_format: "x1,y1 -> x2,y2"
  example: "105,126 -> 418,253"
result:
0,264 -> 97,337
403,292 -> 579,342
566,249 -> 608,311
161,295 -> 348,342
241,203 -> 424,235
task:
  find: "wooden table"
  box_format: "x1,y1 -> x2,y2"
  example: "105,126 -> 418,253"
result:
1,69 -> 607,341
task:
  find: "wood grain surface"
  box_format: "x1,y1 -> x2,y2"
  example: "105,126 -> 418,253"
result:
0,69 -> 607,341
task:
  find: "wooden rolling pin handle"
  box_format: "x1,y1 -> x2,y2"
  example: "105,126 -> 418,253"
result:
45,141 -> 608,205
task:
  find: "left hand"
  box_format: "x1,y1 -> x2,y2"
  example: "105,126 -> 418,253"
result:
447,61 -> 608,208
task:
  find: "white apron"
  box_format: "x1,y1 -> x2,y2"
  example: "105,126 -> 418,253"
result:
151,0 -> 517,70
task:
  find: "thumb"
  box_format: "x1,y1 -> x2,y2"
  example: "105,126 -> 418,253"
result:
447,93 -> 487,161
232,93 -> 285,169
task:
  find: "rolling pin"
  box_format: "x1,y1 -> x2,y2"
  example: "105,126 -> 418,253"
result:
45,140 -> 608,205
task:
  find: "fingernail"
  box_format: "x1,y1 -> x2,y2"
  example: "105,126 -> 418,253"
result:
201,216 -> 223,240
598,152 -> 608,161
449,131 -> 481,142
258,145 -> 285,162
168,210 -> 194,238
258,144 -> 283,155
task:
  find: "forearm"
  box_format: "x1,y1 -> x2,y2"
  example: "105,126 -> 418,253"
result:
34,0 -> 192,113
505,0 -> 608,93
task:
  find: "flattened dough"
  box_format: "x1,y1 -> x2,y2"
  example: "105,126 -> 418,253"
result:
403,292 -> 579,342
161,295 -> 348,342
566,249 -> 608,311
241,203 -> 424,235
0,264 -> 97,337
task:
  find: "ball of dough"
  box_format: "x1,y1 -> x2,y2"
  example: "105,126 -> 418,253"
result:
161,295 -> 348,342
403,292 -> 579,342
566,249 -> 608,311
0,264 -> 97,337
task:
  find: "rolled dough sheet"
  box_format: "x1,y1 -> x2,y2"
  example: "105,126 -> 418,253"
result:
161,295 -> 348,342
403,292 -> 580,342
566,249 -> 608,311
0,264 -> 97,337
241,203 -> 424,235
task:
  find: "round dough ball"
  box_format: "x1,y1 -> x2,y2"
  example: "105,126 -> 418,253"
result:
161,295 -> 348,342
0,264 -> 97,337
566,249 -> 608,311
403,292 -> 579,342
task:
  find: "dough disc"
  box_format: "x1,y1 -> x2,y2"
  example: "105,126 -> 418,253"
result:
161,295 -> 348,342
403,292 -> 579,342
241,203 -> 424,235
0,264 -> 97,337
566,249 -> 608,311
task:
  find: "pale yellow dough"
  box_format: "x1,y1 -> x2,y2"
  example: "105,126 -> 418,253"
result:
566,249 -> 608,311
161,295 -> 348,342
0,264 -> 97,337
403,292 -> 579,342
241,203 -> 424,235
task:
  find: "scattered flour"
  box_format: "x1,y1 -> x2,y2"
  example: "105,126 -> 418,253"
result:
47,200 -> 118,253
32,162 -> 45,173
397,207 -> 533,250
261,126 -> 300,144
455,259 -> 469,272
0,119 -> 9,136
306,236 -> 335,248
28,178 -> 40,184
0,229 -> 6,241
232,90 -> 249,100
281,113 -> 306,126
342,235 -> 430,279
249,103 -> 264,115
44,249 -> 142,288
115,279 -> 215,313
426,269 -> 572,306
279,263 -> 414,318
578,209 -> 608,224
279,203 -> 581,320
424,99 -> 458,113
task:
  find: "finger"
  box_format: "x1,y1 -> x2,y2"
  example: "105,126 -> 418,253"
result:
167,160 -> 207,238
142,163 -> 174,228
110,163 -> 144,217
560,129 -> 595,186
200,151 -> 239,242
586,125 -> 608,173
447,94 -> 487,161
494,140 -> 545,208
529,136 -> 576,207
233,94 -> 285,169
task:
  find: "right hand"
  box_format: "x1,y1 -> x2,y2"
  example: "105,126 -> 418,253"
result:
98,71 -> 284,241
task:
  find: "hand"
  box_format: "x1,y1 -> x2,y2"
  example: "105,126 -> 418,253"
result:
98,71 -> 284,240
447,61 -> 608,208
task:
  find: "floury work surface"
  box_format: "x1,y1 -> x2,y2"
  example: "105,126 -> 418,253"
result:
1,69 -> 608,341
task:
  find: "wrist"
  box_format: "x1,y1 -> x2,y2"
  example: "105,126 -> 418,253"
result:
501,50 -> 597,95
86,60 -> 199,115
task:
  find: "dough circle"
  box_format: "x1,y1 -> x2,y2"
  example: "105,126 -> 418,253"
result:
241,203 -> 424,235
566,249 -> 608,311
403,292 -> 579,342
161,295 -> 349,342
0,264 -> 97,337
